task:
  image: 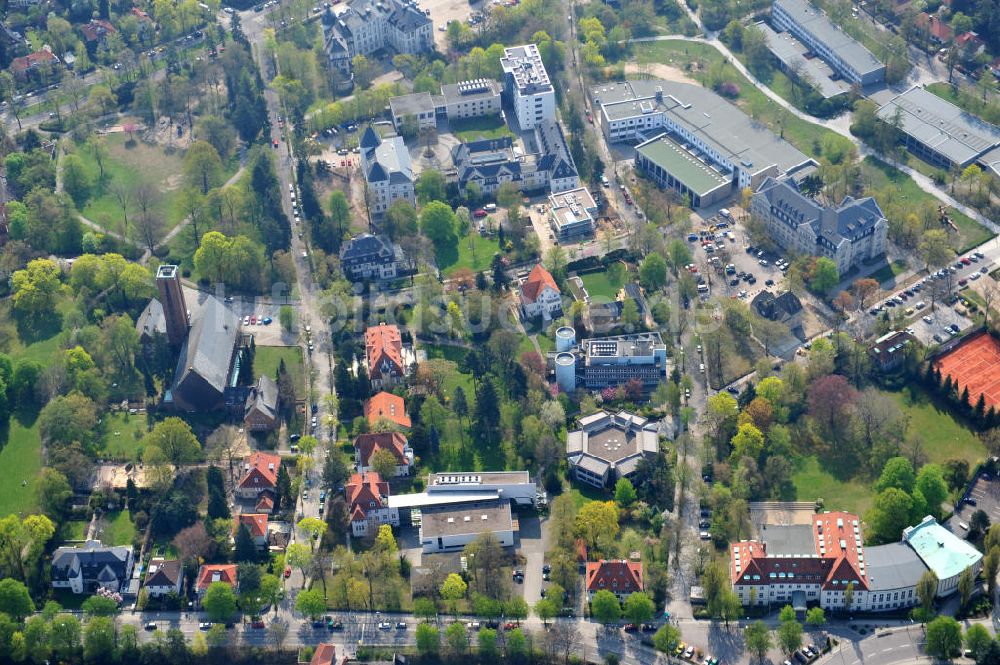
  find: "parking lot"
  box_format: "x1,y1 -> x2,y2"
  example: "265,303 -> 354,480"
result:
896,299 -> 973,346
946,474 -> 1000,537
421,0 -> 479,48
687,212 -> 788,303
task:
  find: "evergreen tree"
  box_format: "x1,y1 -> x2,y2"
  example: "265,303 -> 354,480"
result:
276,464 -> 292,510
961,386 -> 971,413
206,466 -> 230,520
491,254 -> 508,292
474,379 -> 501,447
234,525 -> 257,563
976,393 -> 987,424
944,376 -> 954,395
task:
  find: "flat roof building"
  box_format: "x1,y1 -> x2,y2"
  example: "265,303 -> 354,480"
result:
500,44 -> 555,130
877,85 -> 1000,177
756,21 -> 851,99
771,0 -> 885,87
419,499 -> 515,552
389,92 -> 439,131
903,516 -> 983,597
567,410 -> 660,489
441,79 -> 502,121
591,80 -> 812,203
549,187 -> 597,241
427,471 -> 537,505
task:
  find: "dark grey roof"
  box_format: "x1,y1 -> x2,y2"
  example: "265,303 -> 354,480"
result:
246,374 -> 279,421
52,542 -> 132,584
760,524 -> 816,555
340,233 -> 397,262
388,2 -> 430,31
136,299 -> 166,339
864,542 -> 928,591
755,176 -> 886,248
535,120 -> 578,180
751,290 -> 802,321
368,161 -> 388,182
172,295 -> 239,410
144,559 -> 181,587
361,126 -> 381,149
774,0 -> 884,77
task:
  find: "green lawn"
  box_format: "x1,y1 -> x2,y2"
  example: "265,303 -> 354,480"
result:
565,484 -> 606,508
861,157 -> 995,252
65,521 -> 89,541
71,134 -> 190,238
870,259 -> 909,285
420,343 -> 476,398
0,418 -> 43,517
439,232 -> 502,277
99,411 -> 151,461
636,40 -> 855,161
96,511 -> 137,547
448,116 -> 514,142
255,346 -> 306,395
890,388 -> 986,466
580,270 -> 625,300
792,455 -> 876,516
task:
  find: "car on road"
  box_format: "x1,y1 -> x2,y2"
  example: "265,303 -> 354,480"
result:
396,622 -> 407,630
251,620 -> 266,629
199,622 -> 212,630
144,622 -> 157,631
503,622 -> 517,630
262,316 -> 272,325
699,531 -> 711,540
243,315 -> 250,326
622,624 -> 638,633
466,621 -> 481,629
377,622 -> 392,630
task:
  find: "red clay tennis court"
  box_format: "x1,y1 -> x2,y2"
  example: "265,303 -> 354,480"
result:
934,332 -> 1000,410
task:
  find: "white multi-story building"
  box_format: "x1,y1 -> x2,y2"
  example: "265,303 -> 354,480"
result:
500,44 -> 555,130
441,79 -> 502,120
322,0 -> 433,77
519,264 -> 563,321
771,0 -> 885,87
751,176 -> 887,275
359,126 -> 415,216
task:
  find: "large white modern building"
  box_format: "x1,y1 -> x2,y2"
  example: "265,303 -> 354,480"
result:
751,176 -> 888,274
771,0 -> 885,87
549,328 -> 669,393
500,44 -> 556,130
426,471 -> 537,506
322,0 -> 433,78
591,80 -> 814,206
359,126 -> 416,216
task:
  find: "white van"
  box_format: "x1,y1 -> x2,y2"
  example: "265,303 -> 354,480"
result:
719,208 -> 731,219
484,203 -> 497,213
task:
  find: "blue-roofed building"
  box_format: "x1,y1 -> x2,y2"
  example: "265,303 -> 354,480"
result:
903,516 -> 983,597
751,176 -> 887,274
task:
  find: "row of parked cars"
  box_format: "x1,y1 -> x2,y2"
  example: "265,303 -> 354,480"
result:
783,641 -> 822,664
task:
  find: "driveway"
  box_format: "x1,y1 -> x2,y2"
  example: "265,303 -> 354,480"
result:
515,513 -> 549,605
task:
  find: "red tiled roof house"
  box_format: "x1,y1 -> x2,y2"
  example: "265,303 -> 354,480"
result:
236,452 -> 281,500
195,564 -> 238,598
364,391 -> 411,428
353,431 -> 413,477
235,513 -> 269,550
10,46 -> 60,81
344,472 -> 399,537
585,559 -> 644,601
520,264 -> 562,321
365,323 -> 405,389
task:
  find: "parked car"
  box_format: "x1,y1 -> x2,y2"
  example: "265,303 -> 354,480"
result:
378,622 -> 392,630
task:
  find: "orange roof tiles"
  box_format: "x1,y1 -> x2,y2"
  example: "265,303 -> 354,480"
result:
585,560 -> 643,594
238,452 -> 281,490
236,513 -> 268,538
345,472 -> 389,520
311,643 -> 337,665
196,564 -> 238,590
365,323 -> 404,377
354,431 -> 409,466
364,392 -> 411,428
520,264 -> 560,304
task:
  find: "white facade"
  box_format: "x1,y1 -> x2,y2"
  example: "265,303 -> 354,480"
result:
351,505 -> 400,537
521,284 -> 561,320
443,80 -> 502,120
426,472 -> 537,506
501,44 -> 555,130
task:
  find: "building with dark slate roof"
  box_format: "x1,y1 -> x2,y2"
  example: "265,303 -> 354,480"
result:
169,295 -> 243,412
339,233 -> 413,282
322,0 -> 433,77
751,176 -> 887,274
451,121 -> 579,196
751,290 -> 803,325
51,540 -> 134,595
244,374 -> 279,432
359,127 -> 415,216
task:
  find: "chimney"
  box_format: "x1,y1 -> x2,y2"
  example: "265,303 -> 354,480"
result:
156,265 -> 189,347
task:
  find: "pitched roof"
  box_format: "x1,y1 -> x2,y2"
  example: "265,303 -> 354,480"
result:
11,47 -> 59,74
172,295 -> 240,409
345,471 -> 390,520
79,19 -> 117,42
238,452 -> 281,490
245,374 -> 279,422
196,564 -> 238,591
521,264 -> 560,304
364,392 -> 411,428
51,541 -> 132,584
236,513 -> 269,539
144,558 -> 181,588
255,492 -> 275,512
354,431 -> 409,466
585,560 -> 644,594
365,323 -> 404,377
311,643 -> 338,665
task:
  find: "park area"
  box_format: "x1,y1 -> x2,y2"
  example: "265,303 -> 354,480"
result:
933,331 -> 1000,411
792,387 -> 986,515
255,346 -> 306,395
